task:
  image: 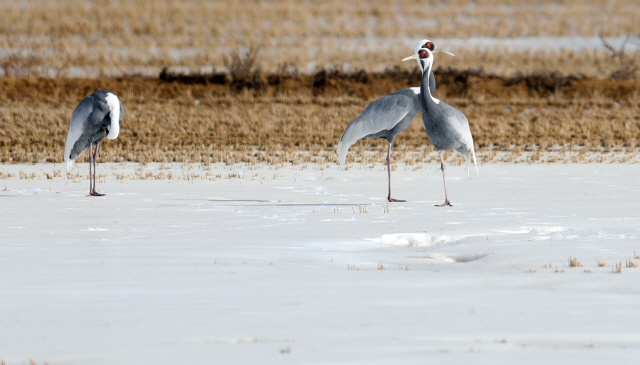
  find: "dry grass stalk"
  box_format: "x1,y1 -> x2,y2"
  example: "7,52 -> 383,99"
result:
568,256 -> 582,267
599,33 -> 640,79
625,259 -> 637,268
612,263 -> 623,273
223,48 -> 264,91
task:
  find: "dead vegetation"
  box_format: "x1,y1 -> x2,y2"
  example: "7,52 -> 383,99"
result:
0,1 -> 639,78
568,256 -> 582,267
599,34 -> 640,79
0,74 -> 639,165
612,263 -> 623,274
223,48 -> 265,92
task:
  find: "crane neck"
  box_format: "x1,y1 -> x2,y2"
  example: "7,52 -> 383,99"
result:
420,60 -> 440,111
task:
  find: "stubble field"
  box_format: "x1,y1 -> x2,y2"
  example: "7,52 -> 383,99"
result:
0,73 -> 639,168
1,0 -> 639,168
1,0 -> 639,77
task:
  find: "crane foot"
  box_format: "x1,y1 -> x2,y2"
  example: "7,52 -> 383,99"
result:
435,200 -> 452,207
387,197 -> 406,202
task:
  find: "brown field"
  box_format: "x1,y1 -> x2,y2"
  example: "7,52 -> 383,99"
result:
1,1 -> 639,167
1,73 -> 638,166
0,0 -> 638,78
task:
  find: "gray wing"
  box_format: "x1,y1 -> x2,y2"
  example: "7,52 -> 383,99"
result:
63,96 -> 111,171
424,101 -> 478,174
337,90 -> 420,166
443,107 -> 477,174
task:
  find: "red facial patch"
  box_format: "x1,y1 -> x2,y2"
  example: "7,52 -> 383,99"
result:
419,49 -> 429,58
423,42 -> 434,51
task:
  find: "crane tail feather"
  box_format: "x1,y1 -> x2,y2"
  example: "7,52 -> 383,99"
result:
462,150 -> 479,178
336,123 -> 363,169
65,157 -> 75,173
472,149 -> 479,175
336,140 -> 351,169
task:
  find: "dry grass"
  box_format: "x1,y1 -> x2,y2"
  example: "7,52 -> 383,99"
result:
625,259 -> 637,268
600,34 -> 640,79
568,256 -> 582,267
1,75 -> 639,164
0,0 -> 638,78
612,263 -> 623,274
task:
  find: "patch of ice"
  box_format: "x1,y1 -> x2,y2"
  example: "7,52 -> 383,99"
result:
528,236 -> 551,241
377,233 -> 458,247
524,226 -> 570,235
84,228 -> 109,232
410,253 -> 489,263
550,233 -> 579,240
494,229 -> 530,234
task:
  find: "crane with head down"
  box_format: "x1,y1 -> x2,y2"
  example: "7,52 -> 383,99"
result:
336,40 -> 454,202
64,90 -> 124,196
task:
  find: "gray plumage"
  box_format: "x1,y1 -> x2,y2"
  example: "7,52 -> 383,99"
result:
64,90 -> 124,196
335,73 -> 434,202
336,73 -> 434,166
65,90 -> 124,169
411,47 -> 477,206
336,39 -> 455,202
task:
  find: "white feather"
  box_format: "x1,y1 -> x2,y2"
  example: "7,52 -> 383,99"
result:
414,39 -> 431,70
105,92 -> 120,140
423,55 -> 440,105
410,87 -> 420,95
65,158 -> 75,172
64,131 -> 79,172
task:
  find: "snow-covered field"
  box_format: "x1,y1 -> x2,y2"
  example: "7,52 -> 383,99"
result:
1,161 -> 639,364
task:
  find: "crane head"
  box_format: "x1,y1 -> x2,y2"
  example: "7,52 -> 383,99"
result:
409,39 -> 455,71
402,48 -> 434,74
414,39 -> 455,56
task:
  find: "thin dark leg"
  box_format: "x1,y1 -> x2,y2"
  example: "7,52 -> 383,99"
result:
90,142 -> 105,196
386,141 -> 405,203
87,143 -> 94,195
435,152 -> 452,207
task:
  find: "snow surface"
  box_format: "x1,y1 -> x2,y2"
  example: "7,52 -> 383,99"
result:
1,162 -> 640,364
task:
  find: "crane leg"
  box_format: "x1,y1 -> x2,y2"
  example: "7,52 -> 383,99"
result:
386,141 -> 405,202
89,142 -> 105,196
435,152 -> 452,207
87,142 -> 94,196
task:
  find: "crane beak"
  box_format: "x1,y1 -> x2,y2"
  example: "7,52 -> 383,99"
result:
402,53 -> 419,62
433,47 -> 455,56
